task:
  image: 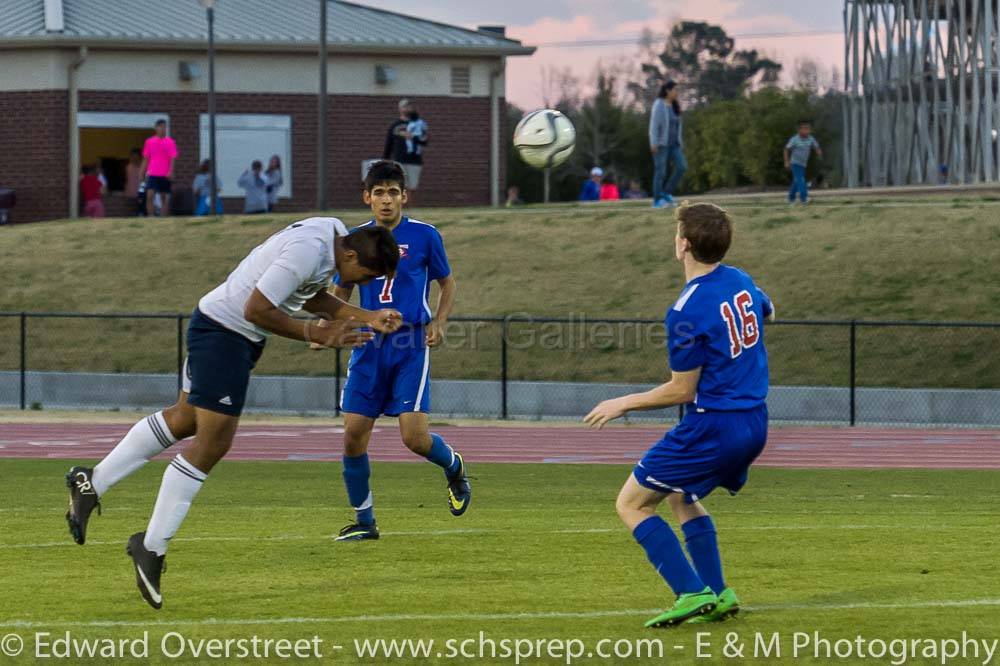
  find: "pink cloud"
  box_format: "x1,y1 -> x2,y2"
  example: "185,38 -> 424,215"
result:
504,6 -> 845,109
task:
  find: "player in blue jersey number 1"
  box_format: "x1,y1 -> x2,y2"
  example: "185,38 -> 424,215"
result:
586,202 -> 775,627
331,160 -> 467,541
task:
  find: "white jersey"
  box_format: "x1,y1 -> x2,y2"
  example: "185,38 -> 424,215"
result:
198,217 -> 348,342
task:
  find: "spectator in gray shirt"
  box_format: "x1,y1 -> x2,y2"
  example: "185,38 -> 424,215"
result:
649,81 -> 686,209
237,160 -> 268,214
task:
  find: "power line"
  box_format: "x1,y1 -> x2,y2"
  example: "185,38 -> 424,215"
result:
534,29 -> 843,49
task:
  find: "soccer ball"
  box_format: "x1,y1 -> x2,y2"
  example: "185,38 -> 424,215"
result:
513,109 -> 576,169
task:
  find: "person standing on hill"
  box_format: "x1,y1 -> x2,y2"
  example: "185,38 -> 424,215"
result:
649,81 -> 686,209
784,121 -> 823,205
140,119 -> 178,217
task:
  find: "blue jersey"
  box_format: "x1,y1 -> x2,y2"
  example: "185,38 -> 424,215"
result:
337,216 -> 450,326
665,264 -> 771,410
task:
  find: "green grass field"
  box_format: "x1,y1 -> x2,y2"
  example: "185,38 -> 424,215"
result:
2,459 -> 998,664
1,196 -> 998,388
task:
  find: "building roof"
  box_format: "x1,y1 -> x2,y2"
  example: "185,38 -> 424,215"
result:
0,0 -> 534,56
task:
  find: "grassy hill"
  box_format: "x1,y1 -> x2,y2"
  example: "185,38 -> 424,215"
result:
1,195 -> 998,388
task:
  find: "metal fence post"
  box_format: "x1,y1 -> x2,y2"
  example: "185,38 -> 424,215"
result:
500,319 -> 508,419
335,348 -> 342,416
176,315 -> 184,393
19,312 -> 26,410
849,320 -> 857,426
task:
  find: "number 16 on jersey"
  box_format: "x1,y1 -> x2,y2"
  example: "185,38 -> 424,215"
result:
720,290 -> 759,358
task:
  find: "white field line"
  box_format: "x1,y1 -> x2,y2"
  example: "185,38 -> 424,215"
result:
0,523 -> 975,550
2,599 -> 1000,629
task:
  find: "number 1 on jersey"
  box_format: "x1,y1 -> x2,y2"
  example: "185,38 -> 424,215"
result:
720,289 -> 759,358
378,276 -> 394,304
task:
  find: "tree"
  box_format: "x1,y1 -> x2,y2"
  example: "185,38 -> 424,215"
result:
792,57 -> 829,94
539,65 -> 581,111
630,21 -> 783,106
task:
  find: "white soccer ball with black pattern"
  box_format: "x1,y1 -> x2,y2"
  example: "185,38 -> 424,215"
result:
513,109 -> 576,169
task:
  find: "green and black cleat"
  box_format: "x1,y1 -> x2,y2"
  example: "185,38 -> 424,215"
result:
447,452 -> 471,517
687,587 -> 741,623
335,522 -> 380,541
65,466 -> 101,545
644,588 -> 717,628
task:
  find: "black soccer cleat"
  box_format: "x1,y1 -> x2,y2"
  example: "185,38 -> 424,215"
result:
65,466 -> 101,545
126,532 -> 166,610
335,522 -> 380,541
447,452 -> 471,517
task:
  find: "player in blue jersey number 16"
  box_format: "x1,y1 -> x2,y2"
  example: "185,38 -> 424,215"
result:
585,202 -> 775,627
329,161 -> 467,542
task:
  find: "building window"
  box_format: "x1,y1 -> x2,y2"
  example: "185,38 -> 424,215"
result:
199,114 -> 292,199
76,112 -> 169,194
450,65 -> 471,95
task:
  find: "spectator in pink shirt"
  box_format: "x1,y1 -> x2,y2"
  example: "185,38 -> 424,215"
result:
140,119 -> 178,217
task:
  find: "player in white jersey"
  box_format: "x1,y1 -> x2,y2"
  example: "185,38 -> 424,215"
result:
64,217 -> 402,609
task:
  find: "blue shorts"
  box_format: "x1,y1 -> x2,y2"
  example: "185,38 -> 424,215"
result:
145,175 -> 172,194
634,404 -> 768,503
341,327 -> 430,418
183,308 -> 265,417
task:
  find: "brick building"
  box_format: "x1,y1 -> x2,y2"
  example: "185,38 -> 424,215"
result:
0,0 -> 533,223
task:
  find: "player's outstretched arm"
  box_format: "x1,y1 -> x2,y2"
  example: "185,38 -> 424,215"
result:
584,368 -> 701,429
303,290 -> 401,333
244,288 -> 373,348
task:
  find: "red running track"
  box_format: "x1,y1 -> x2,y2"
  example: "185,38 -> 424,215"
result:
1,423 -> 1000,469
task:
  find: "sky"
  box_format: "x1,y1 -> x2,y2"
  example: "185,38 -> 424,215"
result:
354,0 -> 846,109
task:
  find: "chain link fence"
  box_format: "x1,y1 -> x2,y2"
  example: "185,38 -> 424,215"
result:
1,313 -> 998,427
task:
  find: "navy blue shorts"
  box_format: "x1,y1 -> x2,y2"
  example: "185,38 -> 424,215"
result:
183,308 -> 265,417
634,404 -> 768,503
145,175 -> 172,194
341,327 -> 430,418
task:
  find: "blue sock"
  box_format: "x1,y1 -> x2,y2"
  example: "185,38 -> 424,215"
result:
342,454 -> 374,526
633,516 -> 705,595
682,515 -> 725,594
425,433 -> 461,478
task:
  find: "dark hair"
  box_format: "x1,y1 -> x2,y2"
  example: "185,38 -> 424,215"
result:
343,225 -> 400,277
798,119 -> 812,127
660,80 -> 682,115
251,160 -> 263,170
198,159 -> 211,173
677,202 -> 733,264
82,165 -> 95,175
154,119 -> 167,127
267,155 -> 281,172
364,159 -> 406,191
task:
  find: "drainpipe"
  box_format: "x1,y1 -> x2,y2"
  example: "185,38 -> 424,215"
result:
489,59 -> 504,208
68,46 -> 88,219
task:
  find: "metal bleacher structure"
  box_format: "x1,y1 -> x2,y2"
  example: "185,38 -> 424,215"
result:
843,0 -> 1000,186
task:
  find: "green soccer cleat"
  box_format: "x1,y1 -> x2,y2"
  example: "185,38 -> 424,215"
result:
687,587 -> 740,623
644,587 -> 717,628
447,452 -> 471,517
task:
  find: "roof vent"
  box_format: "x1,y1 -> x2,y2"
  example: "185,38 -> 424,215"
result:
477,25 -> 506,37
450,65 -> 471,95
44,0 -> 65,32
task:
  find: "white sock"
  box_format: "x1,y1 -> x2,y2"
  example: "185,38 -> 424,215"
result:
92,411 -> 178,497
143,454 -> 207,556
